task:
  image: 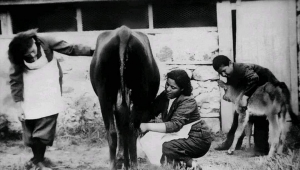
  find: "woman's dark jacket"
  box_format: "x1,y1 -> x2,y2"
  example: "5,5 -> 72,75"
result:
151,91 -> 211,141
228,63 -> 280,97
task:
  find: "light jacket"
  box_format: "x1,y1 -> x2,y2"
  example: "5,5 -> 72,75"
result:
9,35 -> 93,102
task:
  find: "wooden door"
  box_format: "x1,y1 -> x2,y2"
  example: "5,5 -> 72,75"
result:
236,0 -> 298,114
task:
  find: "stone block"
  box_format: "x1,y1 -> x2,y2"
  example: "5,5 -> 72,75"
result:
200,107 -> 212,114
192,88 -> 203,97
192,66 -> 219,81
156,46 -> 173,62
191,80 -> 200,90
201,102 -> 211,109
200,111 -> 219,118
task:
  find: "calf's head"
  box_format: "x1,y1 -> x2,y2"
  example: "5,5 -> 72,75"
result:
218,80 -> 244,103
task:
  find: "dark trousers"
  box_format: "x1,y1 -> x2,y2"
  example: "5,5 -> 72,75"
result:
160,120 -> 211,167
227,111 -> 269,154
22,114 -> 58,163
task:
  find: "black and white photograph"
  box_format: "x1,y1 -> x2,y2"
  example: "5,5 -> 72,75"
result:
0,0 -> 299,170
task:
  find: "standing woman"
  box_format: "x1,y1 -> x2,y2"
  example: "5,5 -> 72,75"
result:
140,69 -> 212,170
8,29 -> 94,170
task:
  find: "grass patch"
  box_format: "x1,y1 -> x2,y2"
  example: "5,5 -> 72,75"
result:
56,118 -> 106,147
255,150 -> 300,170
56,94 -> 106,147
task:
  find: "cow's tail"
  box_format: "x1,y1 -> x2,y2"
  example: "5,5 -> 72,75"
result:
118,26 -> 131,104
117,26 -> 132,169
278,82 -> 300,129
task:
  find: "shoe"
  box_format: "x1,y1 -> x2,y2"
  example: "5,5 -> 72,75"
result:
215,142 -> 231,150
253,146 -> 269,156
246,150 -> 267,157
36,161 -> 53,170
42,157 -> 56,168
235,143 -> 242,150
187,160 -> 202,170
193,164 -> 202,170
215,140 -> 243,151
116,158 -> 124,169
254,150 -> 268,157
24,158 -> 35,170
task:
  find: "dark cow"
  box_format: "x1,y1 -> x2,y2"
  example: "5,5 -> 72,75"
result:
90,26 -> 160,170
219,80 -> 300,157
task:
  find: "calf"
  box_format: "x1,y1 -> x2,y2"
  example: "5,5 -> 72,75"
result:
90,26 -> 160,170
219,80 -> 299,157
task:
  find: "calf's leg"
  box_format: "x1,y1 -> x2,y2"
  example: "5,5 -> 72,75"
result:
277,109 -> 291,154
215,111 -> 245,150
267,114 -> 280,157
228,110 -> 249,155
245,122 -> 253,150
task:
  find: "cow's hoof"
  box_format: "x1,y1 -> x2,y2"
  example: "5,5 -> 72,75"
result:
245,147 -> 252,152
130,163 -> 138,170
227,150 -> 234,155
116,158 -> 124,169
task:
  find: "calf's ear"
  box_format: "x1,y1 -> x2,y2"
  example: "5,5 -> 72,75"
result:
217,80 -> 227,90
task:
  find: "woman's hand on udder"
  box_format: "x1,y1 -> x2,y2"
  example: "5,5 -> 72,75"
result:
140,123 -> 148,133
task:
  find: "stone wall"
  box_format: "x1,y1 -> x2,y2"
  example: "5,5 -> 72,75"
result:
0,27 -> 222,133
147,28 -> 221,132
157,64 -> 221,133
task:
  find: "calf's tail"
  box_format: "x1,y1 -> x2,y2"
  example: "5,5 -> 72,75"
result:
278,82 -> 300,129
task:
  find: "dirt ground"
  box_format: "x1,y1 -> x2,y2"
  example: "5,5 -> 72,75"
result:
0,135 -> 276,170
1,56 -> 298,170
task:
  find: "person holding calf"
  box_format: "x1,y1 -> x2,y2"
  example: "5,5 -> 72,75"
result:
212,55 -> 280,156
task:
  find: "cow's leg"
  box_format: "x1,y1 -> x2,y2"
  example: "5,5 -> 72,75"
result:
100,101 -> 118,170
116,135 -> 124,163
228,110 -> 249,155
115,110 -> 125,168
119,124 -> 130,170
128,127 -> 138,169
128,106 -> 139,170
245,121 -> 253,151
115,102 -> 131,170
117,123 -> 129,170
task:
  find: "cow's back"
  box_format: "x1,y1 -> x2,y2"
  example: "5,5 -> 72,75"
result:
124,31 -> 160,106
90,30 -> 120,98
90,26 -> 159,105
90,26 -> 160,170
